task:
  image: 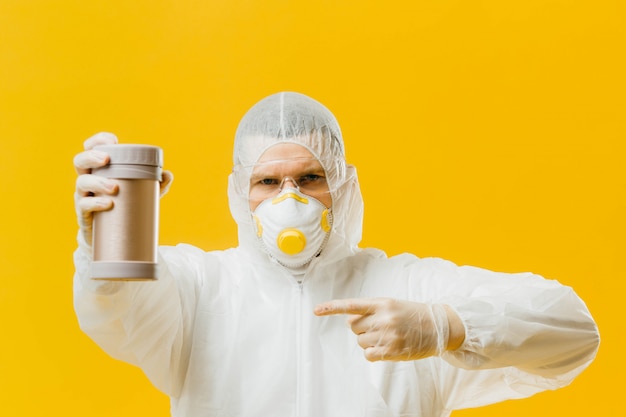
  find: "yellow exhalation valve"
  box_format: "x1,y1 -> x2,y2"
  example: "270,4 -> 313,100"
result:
277,228 -> 307,255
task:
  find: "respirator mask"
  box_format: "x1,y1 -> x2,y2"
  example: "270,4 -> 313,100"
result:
252,183 -> 332,268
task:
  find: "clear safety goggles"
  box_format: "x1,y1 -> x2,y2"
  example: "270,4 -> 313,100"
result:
233,157 -> 334,204
250,174 -> 330,201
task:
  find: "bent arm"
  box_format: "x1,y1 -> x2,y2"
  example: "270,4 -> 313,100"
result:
412,258 -> 600,410
442,264 -> 599,378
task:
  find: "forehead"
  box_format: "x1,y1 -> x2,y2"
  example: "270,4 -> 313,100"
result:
252,143 -> 324,176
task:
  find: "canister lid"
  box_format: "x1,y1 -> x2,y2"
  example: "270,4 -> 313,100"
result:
94,144 -> 163,167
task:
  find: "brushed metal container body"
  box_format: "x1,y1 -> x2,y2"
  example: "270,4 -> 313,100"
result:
90,144 -> 163,281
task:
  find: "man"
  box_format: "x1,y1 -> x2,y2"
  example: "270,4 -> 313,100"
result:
73,91 -> 599,416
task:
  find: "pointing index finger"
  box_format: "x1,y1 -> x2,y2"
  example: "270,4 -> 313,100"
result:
314,298 -> 378,316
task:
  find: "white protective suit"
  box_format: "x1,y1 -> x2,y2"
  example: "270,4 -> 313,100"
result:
74,92 -> 600,417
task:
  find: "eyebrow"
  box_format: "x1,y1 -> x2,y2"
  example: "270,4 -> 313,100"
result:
250,160 -> 325,180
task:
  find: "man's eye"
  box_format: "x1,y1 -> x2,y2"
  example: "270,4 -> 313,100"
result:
298,174 -> 322,184
259,178 -> 278,186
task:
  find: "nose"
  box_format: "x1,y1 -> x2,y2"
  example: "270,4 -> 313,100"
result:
279,176 -> 299,190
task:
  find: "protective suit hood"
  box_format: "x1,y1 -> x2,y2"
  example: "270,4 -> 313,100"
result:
228,92 -> 363,269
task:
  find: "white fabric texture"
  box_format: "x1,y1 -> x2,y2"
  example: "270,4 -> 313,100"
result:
73,92 -> 599,417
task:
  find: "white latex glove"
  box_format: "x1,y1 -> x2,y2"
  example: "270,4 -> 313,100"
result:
73,132 -> 174,249
314,298 -> 465,362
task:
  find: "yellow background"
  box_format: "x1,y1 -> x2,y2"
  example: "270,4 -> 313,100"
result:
0,0 -> 622,415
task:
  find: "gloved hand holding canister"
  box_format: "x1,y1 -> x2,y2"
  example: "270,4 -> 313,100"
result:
73,132 -> 173,281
